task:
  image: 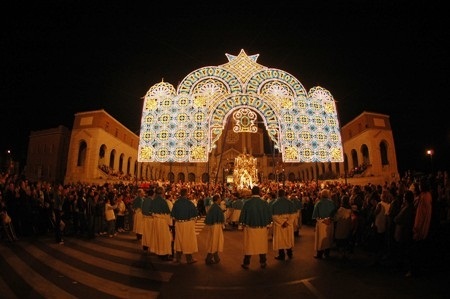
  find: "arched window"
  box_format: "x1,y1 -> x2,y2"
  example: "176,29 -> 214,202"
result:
127,157 -> 131,175
119,153 -> 124,173
361,144 -> 370,165
188,172 -> 195,182
109,149 -> 116,170
178,172 -> 185,183
335,162 -> 341,177
98,145 -> 107,168
380,141 -> 389,166
168,172 -> 175,183
288,172 -> 296,182
201,173 -> 209,183
351,149 -> 358,169
77,140 -> 87,167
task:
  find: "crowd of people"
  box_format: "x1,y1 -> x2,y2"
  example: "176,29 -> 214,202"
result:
1,169 -> 449,277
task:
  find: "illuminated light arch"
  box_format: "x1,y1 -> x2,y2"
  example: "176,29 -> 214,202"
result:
209,94 -> 280,150
138,49 -> 343,163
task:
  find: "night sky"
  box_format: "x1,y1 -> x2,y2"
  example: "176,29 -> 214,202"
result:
2,1 -> 449,175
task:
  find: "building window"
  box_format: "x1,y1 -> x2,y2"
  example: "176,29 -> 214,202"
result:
168,172 -> 175,183
380,141 -> 389,166
351,149 -> 358,169
77,140 -> 87,166
119,153 -> 124,173
109,149 -> 116,170
188,172 -> 195,182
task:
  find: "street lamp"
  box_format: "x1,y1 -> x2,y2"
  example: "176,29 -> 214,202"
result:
426,149 -> 434,174
6,149 -> 13,174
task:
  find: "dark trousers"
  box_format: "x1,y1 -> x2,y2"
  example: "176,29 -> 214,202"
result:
278,248 -> 293,258
86,214 -> 95,238
315,248 -> 330,258
53,209 -> 63,243
116,215 -> 125,230
243,254 -> 266,265
409,239 -> 430,275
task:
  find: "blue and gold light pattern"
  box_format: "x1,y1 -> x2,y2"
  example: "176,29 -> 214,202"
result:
209,95 -> 279,150
138,50 -> 343,163
232,107 -> 258,133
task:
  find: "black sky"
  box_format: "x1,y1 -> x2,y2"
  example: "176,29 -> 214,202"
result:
2,1 -> 449,175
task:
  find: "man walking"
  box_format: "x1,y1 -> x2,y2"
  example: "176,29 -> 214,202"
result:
149,187 -> 173,261
204,194 -> 225,264
312,189 -> 336,259
170,188 -> 199,264
271,189 -> 296,260
141,189 -> 154,251
239,185 -> 272,269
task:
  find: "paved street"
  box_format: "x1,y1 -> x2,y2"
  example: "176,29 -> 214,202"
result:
1,218 -> 449,299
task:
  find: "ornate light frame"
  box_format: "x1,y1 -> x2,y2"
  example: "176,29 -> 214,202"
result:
138,49 -> 343,163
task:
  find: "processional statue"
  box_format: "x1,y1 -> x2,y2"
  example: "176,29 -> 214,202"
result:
233,151 -> 258,189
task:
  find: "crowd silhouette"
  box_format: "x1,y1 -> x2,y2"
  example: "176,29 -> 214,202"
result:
1,169 -> 449,277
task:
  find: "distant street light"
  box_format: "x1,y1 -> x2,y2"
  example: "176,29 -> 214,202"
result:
426,149 -> 434,174
6,150 -> 12,173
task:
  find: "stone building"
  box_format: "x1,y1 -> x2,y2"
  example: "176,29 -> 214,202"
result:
340,111 -> 399,185
63,110 -> 139,185
25,125 -> 70,184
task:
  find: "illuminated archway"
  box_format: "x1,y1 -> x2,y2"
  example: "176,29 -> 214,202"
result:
138,50 -> 343,164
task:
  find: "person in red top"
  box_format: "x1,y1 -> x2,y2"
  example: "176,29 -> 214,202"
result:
413,179 -> 432,241
406,178 -> 432,277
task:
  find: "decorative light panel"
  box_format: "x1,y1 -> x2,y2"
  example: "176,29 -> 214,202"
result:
138,50 -> 343,163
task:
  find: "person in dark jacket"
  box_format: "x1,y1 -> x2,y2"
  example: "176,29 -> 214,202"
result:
171,188 -> 199,264
204,194 -> 225,264
239,185 -> 272,269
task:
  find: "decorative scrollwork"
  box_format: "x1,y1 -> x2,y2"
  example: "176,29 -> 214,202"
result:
138,50 -> 343,163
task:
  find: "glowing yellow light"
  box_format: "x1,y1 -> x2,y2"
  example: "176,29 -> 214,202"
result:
138,51 -> 343,163
285,147 -> 298,160
145,98 -> 158,110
